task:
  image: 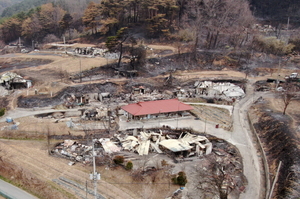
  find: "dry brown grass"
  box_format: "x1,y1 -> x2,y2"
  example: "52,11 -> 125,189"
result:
0,140 -> 75,199
265,96 -> 300,140
0,139 -> 177,199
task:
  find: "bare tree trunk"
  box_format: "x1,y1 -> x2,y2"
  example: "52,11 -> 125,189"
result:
213,31 -> 219,49
206,32 -> 210,48
208,33 -> 214,49
118,43 -> 123,68
283,104 -> 288,115
193,35 -> 199,60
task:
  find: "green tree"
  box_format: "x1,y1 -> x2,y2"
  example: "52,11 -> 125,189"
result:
177,171 -> 187,186
98,0 -> 126,35
59,13 -> 73,39
0,108 -> 5,117
125,161 -> 133,170
1,0 -> 48,18
146,14 -> 169,38
105,27 -> 129,67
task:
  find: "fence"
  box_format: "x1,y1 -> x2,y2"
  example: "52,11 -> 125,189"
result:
247,112 -> 270,199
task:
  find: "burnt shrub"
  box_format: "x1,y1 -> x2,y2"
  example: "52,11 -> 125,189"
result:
113,155 -> 124,165
207,98 -> 214,103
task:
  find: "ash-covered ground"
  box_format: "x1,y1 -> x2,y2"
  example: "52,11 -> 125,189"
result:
17,82 -> 119,108
250,100 -> 300,199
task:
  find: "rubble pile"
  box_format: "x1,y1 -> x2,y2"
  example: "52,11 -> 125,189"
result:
253,24 -> 276,34
0,72 -> 31,90
116,131 -> 213,156
18,82 -> 119,108
0,86 -> 8,96
73,47 -> 119,59
52,140 -> 99,164
124,81 -> 246,103
192,80 -> 245,101
123,89 -> 173,102
124,80 -> 245,104
51,131 -> 213,163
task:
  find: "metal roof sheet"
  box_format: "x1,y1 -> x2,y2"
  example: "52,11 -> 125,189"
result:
159,139 -> 193,152
121,99 -> 193,116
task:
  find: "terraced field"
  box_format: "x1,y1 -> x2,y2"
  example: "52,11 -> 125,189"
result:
191,105 -> 233,131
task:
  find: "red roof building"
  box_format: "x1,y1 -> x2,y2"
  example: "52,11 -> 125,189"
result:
121,99 -> 193,118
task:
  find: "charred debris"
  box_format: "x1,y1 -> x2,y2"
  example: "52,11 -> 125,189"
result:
18,79 -> 245,109
51,129 -> 233,164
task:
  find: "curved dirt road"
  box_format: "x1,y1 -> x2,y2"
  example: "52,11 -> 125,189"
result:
119,82 -> 265,199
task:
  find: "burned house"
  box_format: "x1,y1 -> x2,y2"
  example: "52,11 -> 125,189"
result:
194,81 -> 245,100
121,98 -> 193,120
0,72 -> 31,89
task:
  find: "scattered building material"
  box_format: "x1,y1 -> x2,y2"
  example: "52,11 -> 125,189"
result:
117,131 -> 212,156
194,80 -> 245,100
99,138 -> 121,154
0,72 -> 31,89
51,131 -> 213,162
159,139 -> 193,152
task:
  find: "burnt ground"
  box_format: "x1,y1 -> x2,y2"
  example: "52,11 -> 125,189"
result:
16,76 -> 246,109
0,58 -> 53,73
0,97 -> 9,110
249,100 -> 300,198
70,50 -> 252,82
1,46 -> 299,198
69,48 -> 294,89
17,82 -> 119,108
49,128 -> 247,199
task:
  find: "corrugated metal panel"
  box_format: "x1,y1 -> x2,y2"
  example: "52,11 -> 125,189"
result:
121,98 -> 193,116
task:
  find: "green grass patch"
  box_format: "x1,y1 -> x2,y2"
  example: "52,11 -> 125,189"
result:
0,108 -> 5,117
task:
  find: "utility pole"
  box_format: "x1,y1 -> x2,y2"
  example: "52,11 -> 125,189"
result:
204,118 -> 207,133
80,58 -> 82,83
276,59 -> 281,89
90,140 -> 100,199
63,36 -> 66,54
86,181 -> 88,199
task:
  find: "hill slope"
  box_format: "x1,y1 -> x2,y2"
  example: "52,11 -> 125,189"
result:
0,0 -> 23,16
249,0 -> 300,24
1,0 -> 48,18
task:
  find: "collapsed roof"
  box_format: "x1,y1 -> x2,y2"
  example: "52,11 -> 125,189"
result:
117,131 -> 212,156
195,81 -> 245,98
0,72 -> 27,84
